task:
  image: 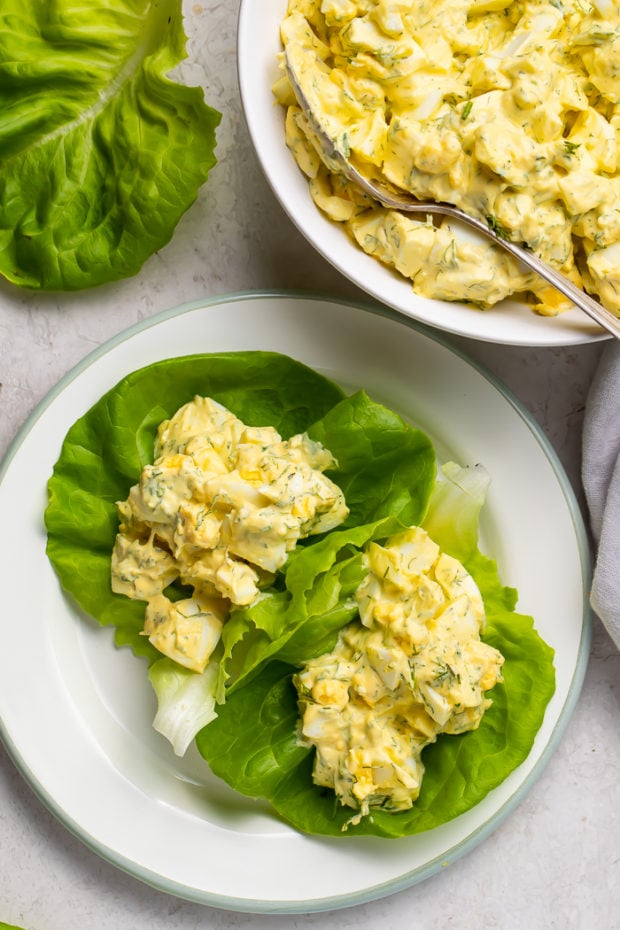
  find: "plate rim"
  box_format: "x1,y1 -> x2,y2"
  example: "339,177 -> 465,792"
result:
0,289 -> 593,913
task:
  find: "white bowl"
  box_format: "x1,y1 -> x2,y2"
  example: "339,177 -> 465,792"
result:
237,0 -> 609,347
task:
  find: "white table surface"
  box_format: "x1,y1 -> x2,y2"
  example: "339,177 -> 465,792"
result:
1,2 -> 618,928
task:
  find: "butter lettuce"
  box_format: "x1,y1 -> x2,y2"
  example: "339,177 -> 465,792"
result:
45,351 -> 555,838
0,0 -> 220,290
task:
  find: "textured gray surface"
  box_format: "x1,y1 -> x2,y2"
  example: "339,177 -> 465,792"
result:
0,2 -> 618,927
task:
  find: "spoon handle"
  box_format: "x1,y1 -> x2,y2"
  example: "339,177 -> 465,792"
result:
428,203 -> 620,340
349,168 -> 620,340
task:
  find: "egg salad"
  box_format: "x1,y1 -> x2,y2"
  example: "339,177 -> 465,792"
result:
111,395 -> 349,673
275,0 -> 620,316
294,525 -> 504,824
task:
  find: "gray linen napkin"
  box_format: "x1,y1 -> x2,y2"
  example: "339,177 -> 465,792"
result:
582,341 -> 620,649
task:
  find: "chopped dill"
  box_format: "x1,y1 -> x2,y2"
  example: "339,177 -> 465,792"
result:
486,215 -> 512,241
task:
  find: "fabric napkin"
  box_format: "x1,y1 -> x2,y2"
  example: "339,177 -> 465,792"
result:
582,340 -> 620,649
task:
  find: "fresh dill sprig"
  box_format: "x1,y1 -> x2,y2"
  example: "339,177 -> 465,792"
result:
486,215 -> 512,241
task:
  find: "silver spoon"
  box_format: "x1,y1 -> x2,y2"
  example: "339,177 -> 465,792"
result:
285,49 -> 620,340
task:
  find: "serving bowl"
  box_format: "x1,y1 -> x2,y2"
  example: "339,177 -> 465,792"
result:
237,0 -> 609,347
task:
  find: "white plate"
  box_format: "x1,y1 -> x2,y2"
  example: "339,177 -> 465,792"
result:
0,293 -> 590,913
237,0 -> 608,348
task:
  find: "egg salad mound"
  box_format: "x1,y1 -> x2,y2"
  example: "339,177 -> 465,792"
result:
295,526 -> 504,825
275,0 -> 620,317
111,395 -> 349,673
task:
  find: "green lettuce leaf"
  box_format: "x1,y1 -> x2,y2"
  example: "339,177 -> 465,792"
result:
308,389 -> 436,529
0,0 -> 220,290
196,464 -> 556,838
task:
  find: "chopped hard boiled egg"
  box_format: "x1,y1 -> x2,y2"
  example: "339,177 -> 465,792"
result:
144,593 -> 225,672
294,526 -> 504,825
276,0 -> 620,317
111,396 -> 349,672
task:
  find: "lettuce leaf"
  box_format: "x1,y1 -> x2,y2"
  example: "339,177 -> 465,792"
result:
422,461 -> 491,562
148,653 -> 220,757
0,0 -> 220,290
196,465 -> 556,838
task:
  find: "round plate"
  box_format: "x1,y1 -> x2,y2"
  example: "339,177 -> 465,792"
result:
237,0 -> 608,348
0,293 -> 591,913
